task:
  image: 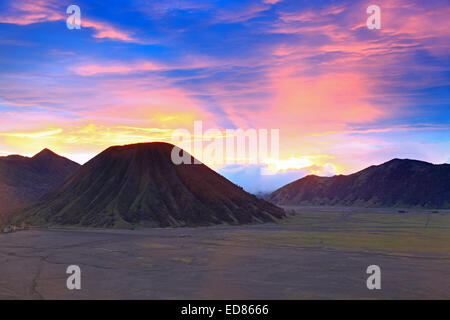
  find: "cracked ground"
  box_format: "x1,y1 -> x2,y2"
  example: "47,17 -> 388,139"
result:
0,208 -> 449,299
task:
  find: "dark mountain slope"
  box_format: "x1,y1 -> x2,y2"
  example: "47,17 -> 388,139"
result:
267,159 -> 450,209
22,142 -> 284,228
0,149 -> 80,220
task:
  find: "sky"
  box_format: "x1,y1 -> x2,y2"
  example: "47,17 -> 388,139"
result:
0,0 -> 449,193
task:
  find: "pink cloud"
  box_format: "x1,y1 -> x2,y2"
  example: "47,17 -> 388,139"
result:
0,0 -> 138,43
73,61 -> 162,76
272,0 -> 450,59
224,69 -> 384,134
263,0 -> 283,5
0,0 -> 62,25
279,4 -> 346,24
71,55 -> 222,77
82,19 -> 137,42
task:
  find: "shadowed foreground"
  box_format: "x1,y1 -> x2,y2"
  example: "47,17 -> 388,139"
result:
1,208 -> 449,299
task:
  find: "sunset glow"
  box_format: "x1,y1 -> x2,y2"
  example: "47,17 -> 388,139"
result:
0,0 -> 449,192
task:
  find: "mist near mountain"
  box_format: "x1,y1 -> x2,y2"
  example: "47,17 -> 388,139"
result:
218,164 -> 309,194
21,143 -> 284,228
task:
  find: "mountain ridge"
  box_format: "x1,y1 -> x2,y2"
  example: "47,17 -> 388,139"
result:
0,149 -> 80,224
267,158 -> 450,209
20,142 -> 285,228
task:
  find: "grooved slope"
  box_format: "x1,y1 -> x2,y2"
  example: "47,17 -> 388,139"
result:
23,142 -> 284,227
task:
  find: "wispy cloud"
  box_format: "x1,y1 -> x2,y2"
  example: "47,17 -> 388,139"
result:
82,19 -> 137,42
73,61 -> 163,76
0,0 -> 62,25
0,128 -> 62,138
0,0 -> 139,42
0,0 -> 449,172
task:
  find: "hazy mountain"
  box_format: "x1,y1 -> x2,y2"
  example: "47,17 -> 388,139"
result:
267,159 -> 450,209
21,142 -> 284,228
0,149 -> 80,222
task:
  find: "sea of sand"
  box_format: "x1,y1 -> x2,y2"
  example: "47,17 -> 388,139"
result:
1,207 -> 449,299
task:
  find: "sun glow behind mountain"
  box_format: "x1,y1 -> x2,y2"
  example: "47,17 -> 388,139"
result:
0,0 -> 449,192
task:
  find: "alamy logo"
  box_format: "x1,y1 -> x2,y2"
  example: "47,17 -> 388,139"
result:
170,121 -> 279,174
66,5 -> 81,30
366,5 -> 381,30
366,265 -> 381,290
66,265 -> 81,290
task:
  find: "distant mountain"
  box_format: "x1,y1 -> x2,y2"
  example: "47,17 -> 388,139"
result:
21,142 -> 284,228
267,159 -> 450,209
0,149 -> 80,221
